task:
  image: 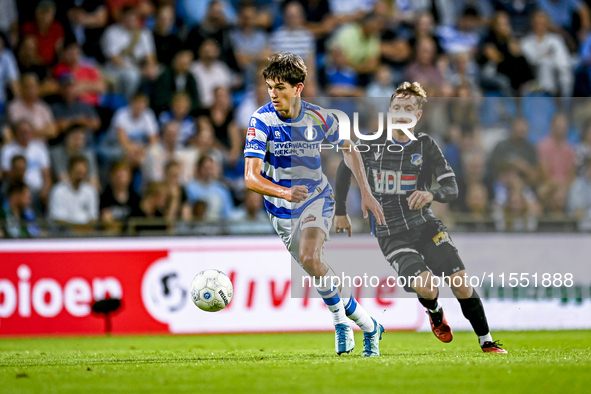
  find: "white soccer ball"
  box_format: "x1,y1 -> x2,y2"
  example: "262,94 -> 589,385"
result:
190,269 -> 233,312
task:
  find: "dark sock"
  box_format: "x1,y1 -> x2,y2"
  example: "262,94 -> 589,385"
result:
418,295 -> 442,326
417,296 -> 438,311
457,290 -> 490,336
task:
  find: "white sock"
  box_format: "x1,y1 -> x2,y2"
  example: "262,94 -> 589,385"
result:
341,287 -> 375,333
314,275 -> 348,326
479,333 -> 493,346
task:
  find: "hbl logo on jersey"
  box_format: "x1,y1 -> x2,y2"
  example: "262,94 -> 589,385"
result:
411,154 -> 423,166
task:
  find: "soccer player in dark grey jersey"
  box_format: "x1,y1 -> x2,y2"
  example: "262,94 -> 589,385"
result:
334,82 -> 507,353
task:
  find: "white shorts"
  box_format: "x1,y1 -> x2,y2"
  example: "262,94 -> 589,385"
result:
268,196 -> 335,266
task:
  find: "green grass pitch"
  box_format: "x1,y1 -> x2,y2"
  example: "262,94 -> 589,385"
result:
1,330 -> 590,393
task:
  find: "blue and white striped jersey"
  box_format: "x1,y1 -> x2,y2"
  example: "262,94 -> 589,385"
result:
244,101 -> 341,218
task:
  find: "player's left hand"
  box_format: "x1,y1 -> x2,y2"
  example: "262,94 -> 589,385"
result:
407,190 -> 434,210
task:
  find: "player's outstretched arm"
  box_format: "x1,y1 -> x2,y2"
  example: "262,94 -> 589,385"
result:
340,140 -> 385,225
244,157 -> 308,203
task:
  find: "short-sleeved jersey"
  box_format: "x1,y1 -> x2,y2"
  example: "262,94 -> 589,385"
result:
359,132 -> 455,236
244,101 -> 340,219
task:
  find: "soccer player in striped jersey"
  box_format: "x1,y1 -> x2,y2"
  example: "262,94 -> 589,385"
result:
334,82 -> 507,353
244,52 -> 386,356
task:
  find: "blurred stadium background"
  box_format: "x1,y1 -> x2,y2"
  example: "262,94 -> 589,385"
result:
0,0 -> 590,341
1,1 -> 591,392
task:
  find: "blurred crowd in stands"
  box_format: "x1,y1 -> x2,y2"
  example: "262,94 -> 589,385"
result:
1,0 -> 591,237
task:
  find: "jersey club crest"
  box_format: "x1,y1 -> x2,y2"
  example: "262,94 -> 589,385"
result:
410,154 -> 423,166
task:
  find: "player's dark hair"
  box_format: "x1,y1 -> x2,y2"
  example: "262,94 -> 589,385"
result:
262,52 -> 307,86
391,81 -> 428,108
68,155 -> 88,172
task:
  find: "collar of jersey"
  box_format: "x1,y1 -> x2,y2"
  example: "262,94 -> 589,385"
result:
391,137 -> 412,146
275,100 -> 306,123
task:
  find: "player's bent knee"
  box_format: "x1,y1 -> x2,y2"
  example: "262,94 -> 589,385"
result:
413,284 -> 438,299
300,253 -> 324,277
451,284 -> 473,299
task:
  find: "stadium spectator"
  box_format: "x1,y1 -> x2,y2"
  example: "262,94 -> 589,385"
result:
328,12 -> 383,75
50,74 -> 101,146
7,73 -> 57,140
129,181 -> 169,232
0,0 -> 18,47
491,0 -> 538,38
53,42 -> 106,107
568,157 -> 591,230
186,155 -> 234,220
199,86 -> 241,162
377,3 -> 412,76
236,81 -> 269,129
404,37 -> 445,95
21,1 -> 65,66
157,92 -> 196,146
48,155 -> 98,225
536,0 -> 590,47
394,0 -> 458,27
0,34 -> 19,115
270,2 -> 316,69
190,38 -> 234,108
185,0 -> 239,72
193,117 -> 225,165
465,181 -> 490,220
228,189 -> 274,234
0,181 -> 41,238
446,52 -> 480,94
142,121 -> 197,185
538,181 -> 569,217
537,112 -> 576,188
323,47 -> 364,97
520,11 -> 574,97
458,150 -> 491,212
575,122 -> 591,175
574,33 -> 591,96
101,5 -> 158,99
151,50 -> 200,115
436,6 -> 483,55
15,35 -> 56,97
178,0 -> 237,30
1,155 -> 26,196
365,64 -> 395,97
230,3 -> 270,87
492,163 -> 540,231
478,11 -> 534,94
297,0 -> 336,44
152,4 -> 182,66
407,12 -> 444,57
488,117 -> 538,186
65,0 -> 109,62
49,126 -> 99,190
100,161 -> 140,226
101,91 -> 158,166
0,120 -> 51,205
162,160 -> 191,221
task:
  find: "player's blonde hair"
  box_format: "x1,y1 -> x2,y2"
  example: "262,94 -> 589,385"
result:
390,82 -> 428,108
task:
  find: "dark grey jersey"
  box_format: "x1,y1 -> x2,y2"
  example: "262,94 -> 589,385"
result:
358,132 -> 455,236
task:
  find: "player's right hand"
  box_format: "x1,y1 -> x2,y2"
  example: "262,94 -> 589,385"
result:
287,185 -> 309,203
361,193 -> 386,225
335,215 -> 352,237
